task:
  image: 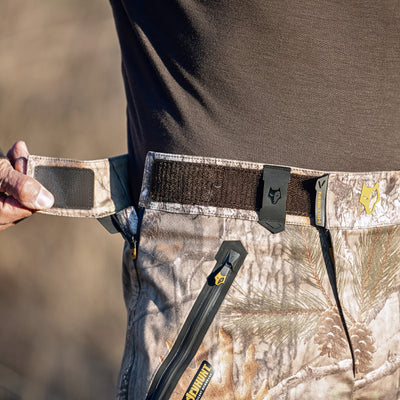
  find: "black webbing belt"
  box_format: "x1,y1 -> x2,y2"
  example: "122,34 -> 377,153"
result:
149,159 -> 319,219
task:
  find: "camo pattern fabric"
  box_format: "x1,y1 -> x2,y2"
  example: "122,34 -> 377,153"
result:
325,171 -> 400,230
117,152 -> 400,400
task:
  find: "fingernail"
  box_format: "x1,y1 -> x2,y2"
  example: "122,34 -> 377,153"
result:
34,187 -> 54,209
19,141 -> 29,154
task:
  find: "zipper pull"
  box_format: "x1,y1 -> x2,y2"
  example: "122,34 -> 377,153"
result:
207,242 -> 247,286
108,212 -> 139,261
214,264 -> 231,286
211,248 -> 241,286
130,238 -> 137,260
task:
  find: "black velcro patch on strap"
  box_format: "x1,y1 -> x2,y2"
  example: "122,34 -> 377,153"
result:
149,159 -> 317,218
150,160 -> 263,211
34,166 -> 94,210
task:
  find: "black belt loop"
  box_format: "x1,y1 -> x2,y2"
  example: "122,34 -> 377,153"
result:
258,166 -> 291,234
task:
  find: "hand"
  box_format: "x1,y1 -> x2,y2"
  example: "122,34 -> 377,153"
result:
0,141 -> 54,231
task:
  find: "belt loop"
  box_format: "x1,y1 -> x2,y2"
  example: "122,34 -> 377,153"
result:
315,175 -> 329,228
258,165 -> 291,234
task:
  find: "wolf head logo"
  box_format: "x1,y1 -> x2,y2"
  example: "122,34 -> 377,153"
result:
268,187 -> 282,205
359,182 -> 380,214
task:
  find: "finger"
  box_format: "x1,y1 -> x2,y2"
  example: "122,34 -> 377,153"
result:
0,159 -> 54,210
7,141 -> 29,173
0,195 -> 33,230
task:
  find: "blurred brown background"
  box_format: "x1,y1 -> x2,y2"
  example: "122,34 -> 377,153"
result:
1,1 -> 128,399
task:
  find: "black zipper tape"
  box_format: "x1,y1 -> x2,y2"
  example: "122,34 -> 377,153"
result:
145,240 -> 247,400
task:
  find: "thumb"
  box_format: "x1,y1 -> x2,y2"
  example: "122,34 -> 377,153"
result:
0,159 -> 54,210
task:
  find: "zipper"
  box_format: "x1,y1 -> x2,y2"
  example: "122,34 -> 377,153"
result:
111,212 -> 139,260
145,240 -> 247,400
318,227 -> 355,376
111,209 -> 141,399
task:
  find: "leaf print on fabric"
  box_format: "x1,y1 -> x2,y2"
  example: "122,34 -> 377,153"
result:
284,227 -> 334,307
221,226 -> 346,359
222,284 -> 325,346
352,227 -> 400,320
333,226 -> 400,373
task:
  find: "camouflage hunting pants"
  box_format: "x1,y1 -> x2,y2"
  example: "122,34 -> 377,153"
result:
117,152 -> 400,400
25,151 -> 400,400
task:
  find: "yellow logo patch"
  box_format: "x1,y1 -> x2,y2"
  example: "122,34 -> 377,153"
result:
214,272 -> 226,286
359,182 -> 380,214
184,361 -> 213,400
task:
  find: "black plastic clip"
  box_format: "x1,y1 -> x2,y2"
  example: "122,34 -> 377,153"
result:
259,165 -> 291,234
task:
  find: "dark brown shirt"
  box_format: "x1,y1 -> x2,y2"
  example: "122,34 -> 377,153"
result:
110,0 -> 400,201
